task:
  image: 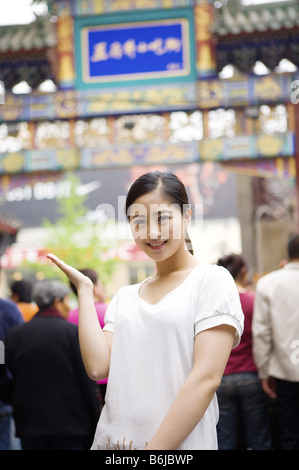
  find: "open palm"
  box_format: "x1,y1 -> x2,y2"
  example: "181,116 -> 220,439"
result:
47,253 -> 93,291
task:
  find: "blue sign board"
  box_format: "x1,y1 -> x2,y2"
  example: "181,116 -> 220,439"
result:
75,9 -> 195,89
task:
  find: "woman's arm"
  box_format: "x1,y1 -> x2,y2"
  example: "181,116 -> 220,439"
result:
145,324 -> 235,450
47,254 -> 112,381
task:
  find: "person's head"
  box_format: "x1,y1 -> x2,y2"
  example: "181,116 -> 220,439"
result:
32,280 -> 71,318
217,254 -> 248,287
125,171 -> 193,262
10,279 -> 33,303
69,268 -> 105,302
287,234 -> 299,261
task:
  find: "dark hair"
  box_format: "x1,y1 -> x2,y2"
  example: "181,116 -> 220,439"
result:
217,254 -> 247,280
125,171 -> 193,254
287,234 -> 299,260
10,279 -> 33,303
70,268 -> 98,296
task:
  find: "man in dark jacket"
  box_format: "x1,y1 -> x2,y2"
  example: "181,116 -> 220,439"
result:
0,288 -> 23,450
5,279 -> 100,450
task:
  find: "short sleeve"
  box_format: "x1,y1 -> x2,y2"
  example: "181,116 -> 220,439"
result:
194,265 -> 244,348
103,292 -> 118,334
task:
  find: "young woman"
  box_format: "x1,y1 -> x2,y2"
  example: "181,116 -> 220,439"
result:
47,171 -> 244,450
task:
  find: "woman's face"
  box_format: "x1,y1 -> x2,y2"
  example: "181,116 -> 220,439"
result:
128,189 -> 191,262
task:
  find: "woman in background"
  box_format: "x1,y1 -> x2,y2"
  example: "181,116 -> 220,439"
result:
216,254 -> 272,450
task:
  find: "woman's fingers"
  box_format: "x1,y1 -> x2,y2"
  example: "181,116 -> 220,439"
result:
47,253 -> 72,275
46,253 -> 90,288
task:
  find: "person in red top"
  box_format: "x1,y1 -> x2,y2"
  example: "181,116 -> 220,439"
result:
216,254 -> 272,450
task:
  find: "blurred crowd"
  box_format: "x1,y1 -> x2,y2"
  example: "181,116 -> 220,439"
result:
0,268 -> 106,450
216,233 -> 299,450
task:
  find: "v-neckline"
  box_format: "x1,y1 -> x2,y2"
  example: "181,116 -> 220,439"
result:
137,262 -> 201,306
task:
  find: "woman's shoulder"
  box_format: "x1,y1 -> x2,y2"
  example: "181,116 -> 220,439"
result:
193,262 -> 239,296
195,261 -> 232,281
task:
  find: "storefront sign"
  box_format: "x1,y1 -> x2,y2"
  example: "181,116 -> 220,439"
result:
75,9 -> 195,88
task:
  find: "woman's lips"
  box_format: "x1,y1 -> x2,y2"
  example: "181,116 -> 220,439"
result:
146,240 -> 167,250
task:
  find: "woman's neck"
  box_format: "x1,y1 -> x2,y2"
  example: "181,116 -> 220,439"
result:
155,248 -> 198,278
235,281 -> 247,293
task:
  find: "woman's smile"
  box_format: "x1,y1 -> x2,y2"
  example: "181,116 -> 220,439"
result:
146,240 -> 168,250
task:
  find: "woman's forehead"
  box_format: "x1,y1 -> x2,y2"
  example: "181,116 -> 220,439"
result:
132,188 -> 168,205
127,189 -> 183,219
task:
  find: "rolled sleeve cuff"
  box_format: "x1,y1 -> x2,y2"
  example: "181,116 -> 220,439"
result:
103,323 -> 114,334
194,314 -> 243,348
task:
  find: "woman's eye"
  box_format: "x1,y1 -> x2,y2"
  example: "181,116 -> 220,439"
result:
158,215 -> 171,222
133,218 -> 146,226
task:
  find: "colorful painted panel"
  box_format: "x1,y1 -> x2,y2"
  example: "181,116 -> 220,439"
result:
75,9 -> 196,88
73,0 -> 193,16
222,157 -> 296,179
199,132 -> 295,161
80,142 -> 198,168
0,73 -> 297,122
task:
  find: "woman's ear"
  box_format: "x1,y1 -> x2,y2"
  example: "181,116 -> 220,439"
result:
184,208 -> 193,255
184,207 -> 192,227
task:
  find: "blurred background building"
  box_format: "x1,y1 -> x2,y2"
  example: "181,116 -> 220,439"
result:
0,0 -> 298,294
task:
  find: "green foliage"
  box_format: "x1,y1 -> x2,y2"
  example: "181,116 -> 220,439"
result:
23,173 -> 116,284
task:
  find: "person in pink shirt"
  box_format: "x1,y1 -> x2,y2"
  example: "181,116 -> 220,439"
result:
216,254 -> 272,450
68,269 -> 107,403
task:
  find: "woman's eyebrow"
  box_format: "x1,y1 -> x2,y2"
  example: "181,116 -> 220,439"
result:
131,213 -> 147,220
130,208 -> 172,219
153,209 -> 172,216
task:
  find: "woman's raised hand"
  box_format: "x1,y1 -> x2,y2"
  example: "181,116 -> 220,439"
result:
47,253 -> 111,380
46,253 -> 93,292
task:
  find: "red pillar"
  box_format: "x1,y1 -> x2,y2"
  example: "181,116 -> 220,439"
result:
194,2 -> 216,78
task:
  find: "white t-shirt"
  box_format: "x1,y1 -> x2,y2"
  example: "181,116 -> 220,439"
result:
91,262 -> 244,450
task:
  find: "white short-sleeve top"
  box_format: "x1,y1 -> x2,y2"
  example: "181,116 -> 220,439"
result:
91,262 -> 244,450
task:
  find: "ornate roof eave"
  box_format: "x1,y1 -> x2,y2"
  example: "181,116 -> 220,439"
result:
0,17 -> 58,90
0,17 -> 57,53
212,1 -> 299,72
212,1 -> 299,36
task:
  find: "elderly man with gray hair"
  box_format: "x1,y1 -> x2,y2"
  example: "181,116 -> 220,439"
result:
5,279 -> 100,450
32,279 -> 71,315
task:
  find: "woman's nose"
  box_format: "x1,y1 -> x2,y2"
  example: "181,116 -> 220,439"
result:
147,219 -> 160,239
